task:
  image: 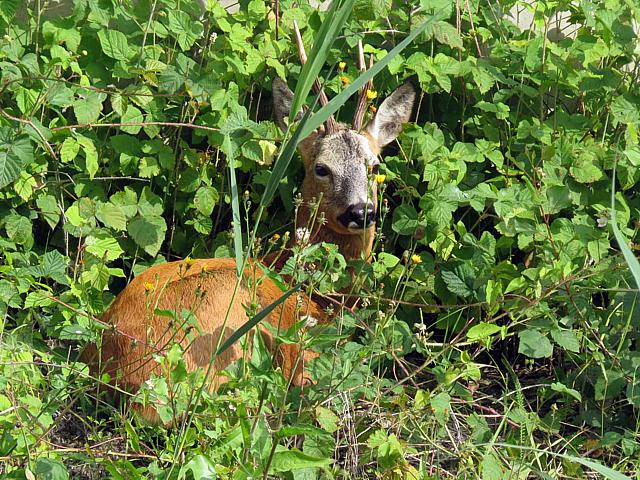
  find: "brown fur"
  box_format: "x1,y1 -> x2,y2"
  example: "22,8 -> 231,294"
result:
86,79 -> 415,422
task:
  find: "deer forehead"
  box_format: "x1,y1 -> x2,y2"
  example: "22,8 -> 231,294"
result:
314,130 -> 378,173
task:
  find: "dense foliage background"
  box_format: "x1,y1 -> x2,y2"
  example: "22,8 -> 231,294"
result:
0,0 -> 639,477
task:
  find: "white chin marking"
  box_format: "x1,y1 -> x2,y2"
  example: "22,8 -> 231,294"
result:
347,222 -> 374,232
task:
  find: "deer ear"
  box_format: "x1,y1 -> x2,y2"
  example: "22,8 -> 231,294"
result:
272,78 -> 305,132
365,82 -> 416,148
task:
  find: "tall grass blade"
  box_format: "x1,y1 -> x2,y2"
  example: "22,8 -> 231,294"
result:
297,15 -> 435,140
488,444 -> 631,480
215,283 -> 301,356
611,165 -> 640,289
224,134 -> 243,276
289,0 -> 355,119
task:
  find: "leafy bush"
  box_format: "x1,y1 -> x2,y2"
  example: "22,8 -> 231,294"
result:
0,0 -> 639,477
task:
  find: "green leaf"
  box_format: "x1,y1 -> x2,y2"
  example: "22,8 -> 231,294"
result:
466,322 -> 501,342
225,135 -> 243,276
77,136 -> 99,179
551,382 -> 582,401
315,406 -> 339,433
167,11 -> 204,51
0,130 -> 34,189
120,105 -> 143,134
85,232 -> 124,261
5,214 -> 32,247
137,186 -> 164,217
96,202 -> 127,231
544,185 -> 571,214
392,204 -> 420,235
481,451 -> 503,480
36,194 -> 60,229
550,328 -> 580,353
611,95 -> 639,125
194,186 -> 219,216
34,458 -> 69,480
180,455 -> 218,480
73,91 -> 105,125
97,29 -> 134,62
60,137 -> 80,163
111,188 -> 139,218
42,250 -> 68,284
518,330 -> 553,358
128,215 -> 167,256
433,21 -> 462,48
441,268 -> 474,297
269,447 -> 332,473
139,156 -> 160,178
570,156 -> 603,183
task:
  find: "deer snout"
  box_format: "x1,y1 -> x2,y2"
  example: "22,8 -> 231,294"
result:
338,202 -> 376,230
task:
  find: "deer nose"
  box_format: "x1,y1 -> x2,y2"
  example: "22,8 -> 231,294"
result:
338,202 -> 376,229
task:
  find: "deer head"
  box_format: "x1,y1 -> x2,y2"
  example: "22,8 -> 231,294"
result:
272,78 -> 416,259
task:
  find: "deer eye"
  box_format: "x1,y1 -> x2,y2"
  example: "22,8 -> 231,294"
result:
314,164 -> 330,177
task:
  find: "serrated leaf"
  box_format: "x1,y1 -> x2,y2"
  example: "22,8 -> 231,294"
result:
120,105 -> 143,134
441,269 -> 473,297
97,29 -> 133,62
5,214 -> 32,246
518,330 -> 553,358
76,136 -> 98,179
73,91 -> 105,125
315,406 -> 339,433
611,95 -> 639,125
60,137 -> 80,163
128,215 -> 167,256
570,156 -> 603,183
269,447 -> 332,473
194,186 -> 219,216
466,322 -> 501,342
24,290 -> 54,308
85,232 -> 124,261
0,130 -> 34,189
550,328 -> 580,353
167,11 -> 204,51
14,172 -> 36,201
392,204 -> 421,235
551,382 -> 582,401
190,215 -> 212,234
96,202 -> 127,231
433,21 -> 462,48
110,187 -> 139,218
36,194 -> 60,229
137,186 -> 164,217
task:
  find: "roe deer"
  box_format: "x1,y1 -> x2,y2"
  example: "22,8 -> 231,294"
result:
85,74 -> 415,423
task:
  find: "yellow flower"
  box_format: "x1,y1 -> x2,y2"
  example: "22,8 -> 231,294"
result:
411,254 -> 422,264
143,282 -> 155,292
184,256 -> 195,267
338,61 -> 346,70
340,76 -> 350,86
375,174 -> 386,184
366,89 -> 377,100
201,263 -> 209,272
272,233 -> 281,241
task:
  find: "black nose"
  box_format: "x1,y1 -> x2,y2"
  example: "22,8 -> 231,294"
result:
338,202 -> 376,229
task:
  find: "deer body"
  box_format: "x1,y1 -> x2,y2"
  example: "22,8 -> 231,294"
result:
87,79 -> 415,422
